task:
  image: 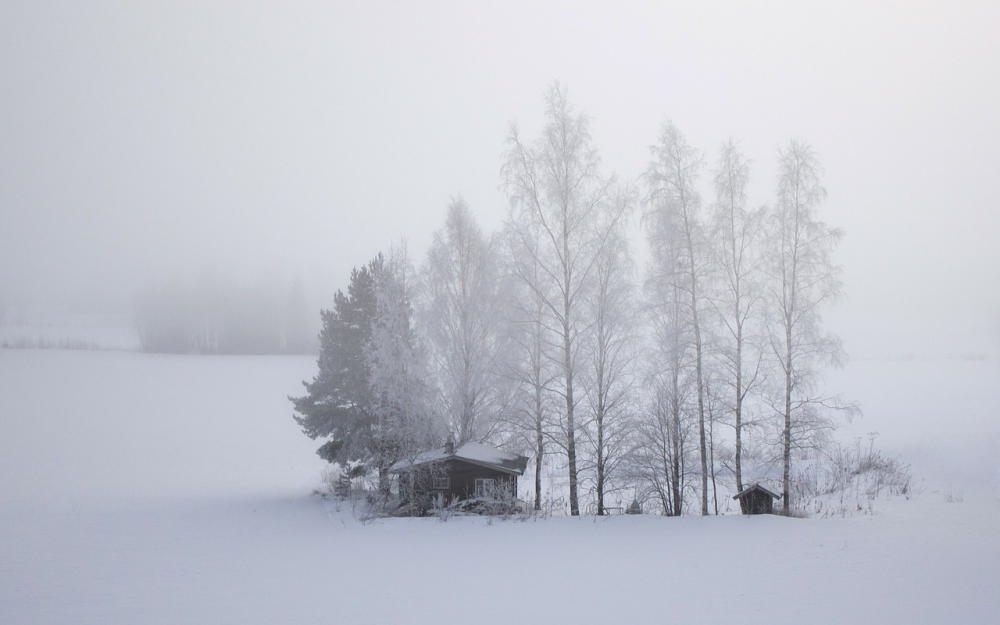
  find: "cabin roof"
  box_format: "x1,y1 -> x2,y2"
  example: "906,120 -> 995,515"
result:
389,442 -> 528,475
732,483 -> 782,500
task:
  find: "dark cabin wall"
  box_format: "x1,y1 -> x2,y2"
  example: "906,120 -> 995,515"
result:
738,490 -> 775,514
753,492 -> 774,514
440,459 -> 517,501
399,458 -> 518,505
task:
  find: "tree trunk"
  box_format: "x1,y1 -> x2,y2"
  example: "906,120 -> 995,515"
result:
709,406 -> 719,515
534,379 -> 544,511
735,323 -> 744,493
563,312 -> 579,516
670,372 -> 682,516
658,483 -> 671,517
692,288 -> 708,516
596,408 -> 605,515
563,217 -> 580,517
728,167 -> 746,496
378,462 -> 389,496
782,319 -> 793,515
531,297 -> 545,512
534,432 -> 543,512
681,196 -> 709,517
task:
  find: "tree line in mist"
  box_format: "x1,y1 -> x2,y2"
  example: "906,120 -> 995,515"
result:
133,278 -> 315,354
292,83 -> 867,516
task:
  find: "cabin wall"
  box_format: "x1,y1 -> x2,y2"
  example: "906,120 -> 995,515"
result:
442,460 -> 516,501
397,459 -> 518,507
738,491 -> 776,515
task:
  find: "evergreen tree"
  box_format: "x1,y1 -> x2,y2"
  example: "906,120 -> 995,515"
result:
290,255 -> 383,464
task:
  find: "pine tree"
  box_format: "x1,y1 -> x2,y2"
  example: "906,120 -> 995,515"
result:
290,255 -> 383,464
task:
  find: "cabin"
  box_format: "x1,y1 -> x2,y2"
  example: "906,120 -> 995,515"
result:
390,439 -> 528,513
733,483 -> 781,515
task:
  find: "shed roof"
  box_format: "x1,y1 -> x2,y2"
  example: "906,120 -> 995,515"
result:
732,483 -> 782,500
390,442 -> 528,475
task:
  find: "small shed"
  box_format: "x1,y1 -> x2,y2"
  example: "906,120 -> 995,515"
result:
389,439 -> 528,512
733,483 -> 781,515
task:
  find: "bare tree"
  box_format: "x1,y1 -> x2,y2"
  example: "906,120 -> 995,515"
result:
644,121 -> 711,515
709,139 -> 767,493
421,198 -> 510,444
766,141 -> 848,514
501,226 -> 559,511
502,83 -> 629,516
634,198 -> 695,516
581,224 -> 636,515
704,368 -> 726,515
631,368 -> 693,516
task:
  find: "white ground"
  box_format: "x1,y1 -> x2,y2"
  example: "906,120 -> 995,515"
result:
1,349 -> 998,624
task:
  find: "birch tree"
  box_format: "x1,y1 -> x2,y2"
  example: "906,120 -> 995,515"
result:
766,141 -> 847,514
421,199 -> 510,444
634,187 -> 695,516
631,346 -> 692,516
644,121 -> 712,515
502,228 -> 559,511
502,83 -> 629,516
581,224 -> 636,515
709,139 -> 766,493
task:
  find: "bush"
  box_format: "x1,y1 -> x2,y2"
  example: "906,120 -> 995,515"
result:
790,434 -> 911,518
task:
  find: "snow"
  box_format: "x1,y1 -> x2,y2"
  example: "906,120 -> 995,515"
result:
2,349 -> 999,624
734,482 -> 781,499
453,441 -> 519,464
392,441 -> 522,472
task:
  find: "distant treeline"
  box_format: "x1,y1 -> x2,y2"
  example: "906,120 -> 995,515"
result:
133,279 -> 316,354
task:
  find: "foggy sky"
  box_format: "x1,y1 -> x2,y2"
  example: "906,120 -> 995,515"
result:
2,1 -> 998,358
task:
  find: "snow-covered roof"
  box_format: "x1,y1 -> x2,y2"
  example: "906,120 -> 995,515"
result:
390,442 -> 528,475
732,483 -> 782,500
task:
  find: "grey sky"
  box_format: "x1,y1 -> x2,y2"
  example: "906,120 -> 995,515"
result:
2,1 -> 998,356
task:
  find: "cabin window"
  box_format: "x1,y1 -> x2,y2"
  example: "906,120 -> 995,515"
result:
474,478 -> 495,498
432,475 -> 449,490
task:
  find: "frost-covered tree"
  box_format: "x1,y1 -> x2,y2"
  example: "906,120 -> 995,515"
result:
644,121 -> 712,515
501,227 -> 559,512
421,199 -> 511,444
581,224 -> 636,515
367,245 -> 442,489
703,367 -> 727,514
502,83 -> 630,516
709,139 -> 766,493
292,248 -> 440,489
635,195 -> 696,516
290,257 -> 380,464
631,368 -> 693,517
766,141 -> 848,514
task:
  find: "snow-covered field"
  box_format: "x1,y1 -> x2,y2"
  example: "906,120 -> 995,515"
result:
1,349 -> 998,624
